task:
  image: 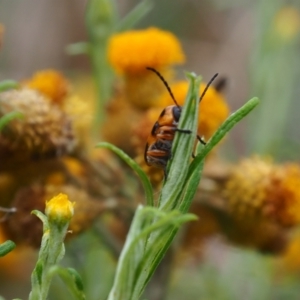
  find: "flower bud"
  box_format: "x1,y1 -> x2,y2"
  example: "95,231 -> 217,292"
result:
45,193 -> 74,225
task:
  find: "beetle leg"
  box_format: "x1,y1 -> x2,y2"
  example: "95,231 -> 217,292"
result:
197,135 -> 206,145
175,128 -> 192,134
175,129 -> 206,145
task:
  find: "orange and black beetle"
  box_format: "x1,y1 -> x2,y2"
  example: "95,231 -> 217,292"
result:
144,67 -> 218,178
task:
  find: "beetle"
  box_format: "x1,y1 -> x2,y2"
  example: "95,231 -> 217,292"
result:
144,67 -> 218,178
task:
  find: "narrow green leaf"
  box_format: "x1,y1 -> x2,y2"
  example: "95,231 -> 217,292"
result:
131,213 -> 197,299
0,111 -> 23,131
96,142 -> 154,207
108,205 -> 196,300
48,266 -> 86,300
115,0 -> 153,32
188,97 -> 260,179
0,80 -> 19,92
158,72 -> 201,211
67,268 -> 85,292
34,260 -> 44,286
31,210 -> 49,230
179,159 -> 204,213
0,240 -> 16,257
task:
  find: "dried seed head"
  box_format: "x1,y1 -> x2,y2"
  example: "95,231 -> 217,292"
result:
0,88 -> 76,159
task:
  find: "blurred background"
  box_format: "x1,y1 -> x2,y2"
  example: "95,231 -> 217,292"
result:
1,0 -> 300,299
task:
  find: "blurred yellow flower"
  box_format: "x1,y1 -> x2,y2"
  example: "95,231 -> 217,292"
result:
45,193 -> 74,224
266,164 -> 300,227
157,80 -> 230,139
63,94 -> 94,149
274,6 -> 300,41
24,69 -> 69,105
281,233 -> 300,272
224,156 -> 273,220
224,156 -> 300,228
108,27 -> 185,74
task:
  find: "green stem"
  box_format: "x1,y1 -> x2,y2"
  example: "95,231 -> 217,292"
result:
29,211 -> 69,300
85,0 -> 117,136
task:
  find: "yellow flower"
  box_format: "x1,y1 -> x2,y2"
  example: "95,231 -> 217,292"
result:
157,80 -> 230,139
45,193 -> 74,224
44,185 -> 106,235
63,94 -> 94,149
266,164 -> 300,227
274,6 -> 300,41
222,156 -> 292,253
224,156 -> 273,221
281,233 -> 300,272
224,156 -> 300,228
108,27 -> 185,74
23,69 -> 69,105
62,157 -> 86,177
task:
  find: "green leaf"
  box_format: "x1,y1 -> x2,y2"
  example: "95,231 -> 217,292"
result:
188,97 -> 260,179
0,240 -> 16,257
96,142 -> 154,207
48,266 -> 86,300
158,72 -> 201,211
115,0 -> 153,32
107,205 -> 196,300
0,80 -> 19,92
32,210 -> 49,230
179,159 -> 204,213
0,111 -> 23,131
32,260 -> 44,287
67,268 -> 84,292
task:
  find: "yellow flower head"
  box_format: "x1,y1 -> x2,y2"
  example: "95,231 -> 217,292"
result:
224,157 -> 300,228
45,185 -> 106,235
266,164 -> 300,227
23,69 -> 69,105
108,27 -> 185,74
45,193 -> 74,224
281,233 -> 300,272
224,156 -> 273,221
222,157 -> 293,253
63,94 -> 94,149
157,80 -> 230,139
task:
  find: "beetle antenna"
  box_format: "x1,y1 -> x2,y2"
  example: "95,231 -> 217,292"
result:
199,73 -> 219,103
146,67 -> 180,107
